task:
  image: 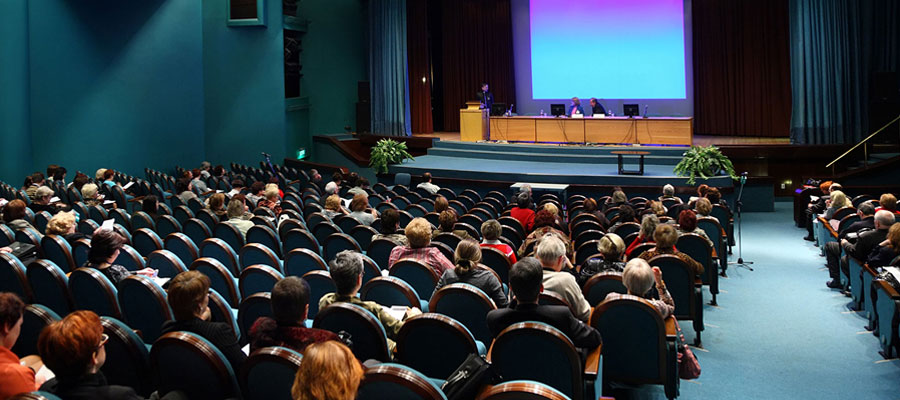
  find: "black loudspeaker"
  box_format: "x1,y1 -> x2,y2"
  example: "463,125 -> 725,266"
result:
356,103 -> 371,134
358,81 -> 371,103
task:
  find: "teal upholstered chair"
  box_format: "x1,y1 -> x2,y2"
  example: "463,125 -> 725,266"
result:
356,363 -> 447,400
100,316 -> 154,395
313,302 -> 391,362
117,275 -> 172,343
150,331 -> 242,400
239,346 -> 303,400
395,313 -> 485,379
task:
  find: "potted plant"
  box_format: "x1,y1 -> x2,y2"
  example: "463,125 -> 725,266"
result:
369,139 -> 415,174
673,145 -> 739,185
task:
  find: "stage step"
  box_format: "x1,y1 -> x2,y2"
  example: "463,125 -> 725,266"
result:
432,140 -> 689,157
426,147 -> 683,165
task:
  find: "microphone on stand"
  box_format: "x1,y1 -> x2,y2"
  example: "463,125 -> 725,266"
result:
642,105 -> 648,118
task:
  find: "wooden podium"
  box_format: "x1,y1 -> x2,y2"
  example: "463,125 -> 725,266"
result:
460,101 -> 489,142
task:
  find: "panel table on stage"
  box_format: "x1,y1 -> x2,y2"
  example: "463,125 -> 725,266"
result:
489,116 -> 693,145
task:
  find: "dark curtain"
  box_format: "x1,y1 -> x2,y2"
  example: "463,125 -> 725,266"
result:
407,1 -> 433,134
789,0 -> 900,144
693,0 -> 792,137
370,0 -> 412,136
434,0 -> 516,132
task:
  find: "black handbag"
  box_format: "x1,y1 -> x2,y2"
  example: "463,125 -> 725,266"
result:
441,354 -> 499,400
7,242 -> 37,265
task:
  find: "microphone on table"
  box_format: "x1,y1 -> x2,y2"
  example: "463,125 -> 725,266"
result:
643,105 -> 648,118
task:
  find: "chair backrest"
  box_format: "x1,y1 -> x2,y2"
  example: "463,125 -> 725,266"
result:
131,211 -> 156,232
108,208 -> 132,232
11,304 -> 60,359
582,271 -> 627,306
833,206 -> 856,221
432,232 -> 462,252
360,276 -> 422,309
89,205 -> 109,223
100,316 -> 154,395
68,267 -> 121,318
34,211 -> 52,233
238,292 -> 273,342
0,253 -> 31,301
15,228 -> 42,254
118,275 -> 172,343
0,224 -> 15,247
313,302 -> 391,362
323,232 -> 362,261
214,222 -> 245,252
283,248 -> 328,278
335,214 -> 362,233
150,331 -> 242,400
113,244 -> 145,271
480,246 -> 512,284
428,283 -> 497,344
132,228 -> 164,258
173,205 -> 195,225
311,221 -> 341,245
239,265 -> 284,298
591,296 -> 673,387
147,249 -> 188,278
164,232 -> 200,266
302,270 -> 335,319
395,313 -> 480,379
183,218 -> 213,247
207,288 -> 240,341
648,254 -> 697,318
675,233 -> 713,285
627,243 -> 656,260
282,228 -> 320,256
476,380 -> 573,400
191,257 -> 242,308
26,259 -> 73,316
195,210 -> 220,235
240,243 -> 283,274
156,215 -> 183,238
367,237 -> 400,270
239,346 -> 303,400
490,322 -> 584,400
247,225 -> 282,257
389,258 -> 439,300
71,238 -> 92,266
199,238 -> 241,277
350,225 -> 379,251
357,363 -> 449,400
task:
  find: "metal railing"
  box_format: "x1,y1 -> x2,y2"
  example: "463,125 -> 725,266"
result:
826,113 -> 900,175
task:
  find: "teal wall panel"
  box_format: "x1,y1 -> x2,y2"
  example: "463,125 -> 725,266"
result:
0,0 -> 33,184
27,0 -> 205,179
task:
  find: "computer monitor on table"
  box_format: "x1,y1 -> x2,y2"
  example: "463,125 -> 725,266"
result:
491,103 -> 507,117
623,104 -> 640,117
550,104 -> 566,117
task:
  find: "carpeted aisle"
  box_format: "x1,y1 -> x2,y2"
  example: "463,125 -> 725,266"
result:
675,201 -> 900,399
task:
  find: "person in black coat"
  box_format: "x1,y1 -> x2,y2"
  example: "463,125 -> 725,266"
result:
825,202 -> 875,284
476,83 -> 493,111
160,271 -> 246,372
829,210 -> 895,288
486,258 -> 601,349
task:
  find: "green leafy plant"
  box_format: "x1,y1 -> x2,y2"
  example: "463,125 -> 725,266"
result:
369,139 -> 415,174
673,145 -> 739,185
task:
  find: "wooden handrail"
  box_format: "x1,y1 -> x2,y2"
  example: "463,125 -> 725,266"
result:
826,114 -> 900,169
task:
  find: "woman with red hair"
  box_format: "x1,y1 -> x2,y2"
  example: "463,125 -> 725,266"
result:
291,341 -> 363,400
677,210 -> 714,247
0,293 -> 42,398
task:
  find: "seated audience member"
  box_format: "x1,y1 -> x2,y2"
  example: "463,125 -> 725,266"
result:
603,189 -> 630,211
434,196 -> 450,215
25,172 -> 44,200
520,210 -> 572,259
604,258 -> 675,318
435,240 -> 509,308
267,177 -> 285,199
510,192 -> 536,232
347,176 -> 369,197
610,204 -> 638,226
141,195 -> 160,220
825,202 -> 875,277
191,168 -> 208,192
226,197 -> 255,237
706,187 -> 729,210
84,230 -> 155,285
246,181 -> 266,206
0,293 -> 41,398
804,181 -> 835,241
162,271 -> 246,371
249,277 -> 339,352
694,197 -> 716,222
257,184 -> 283,217
645,200 -> 667,218
348,194 -> 377,226
323,194 -> 348,220
72,173 -> 90,193
625,214 -> 659,258
876,193 -> 900,216
416,172 -> 440,195
639,224 -> 704,276
823,190 -> 850,220
176,178 -> 197,205
212,165 -> 227,182
676,210 -> 714,247
81,183 -> 103,208
227,179 -> 244,198
869,223 -> 900,269
3,199 -> 40,235
46,164 -> 59,182
536,235 -> 591,322
480,219 -> 517,264
543,202 -> 568,234
831,210 -> 895,288
433,210 -> 475,241
291,341 -> 363,400
486,257 -> 601,348
372,208 -> 409,246
344,172 -> 359,192
38,310 -> 144,399
320,251 -> 420,350
578,233 -> 626,285
206,193 -> 227,218
200,162 -> 212,178
659,184 -> 680,203
46,211 -> 89,245
100,169 -> 117,189
581,198 -> 610,229
29,186 -> 63,214
52,166 -> 67,185
390,218 -> 455,275
309,169 -> 326,194
94,168 -> 107,182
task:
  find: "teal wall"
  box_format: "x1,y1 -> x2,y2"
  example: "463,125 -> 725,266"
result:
27,0 -> 205,179
202,0 -> 287,167
0,0 -> 33,184
300,0 -> 368,136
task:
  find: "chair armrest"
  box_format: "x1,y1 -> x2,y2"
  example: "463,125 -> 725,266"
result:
862,263 -> 879,277
485,339 -> 495,362
875,279 -> 900,299
711,247 -> 718,258
664,316 -> 677,336
127,196 -> 145,203
584,343 -> 602,378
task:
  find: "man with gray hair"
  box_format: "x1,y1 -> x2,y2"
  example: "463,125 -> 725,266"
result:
318,250 -> 421,348
829,209 -> 894,289
536,234 -> 591,321
659,184 -> 679,202
824,202 -> 875,284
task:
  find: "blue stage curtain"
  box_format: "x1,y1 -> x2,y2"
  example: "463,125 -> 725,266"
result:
789,0 -> 900,144
369,0 -> 412,137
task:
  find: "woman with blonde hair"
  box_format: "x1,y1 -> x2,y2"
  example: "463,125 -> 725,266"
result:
257,184 -> 282,217
435,239 -> 508,307
81,183 -> 102,207
323,194 -> 347,219
46,211 -> 88,245
579,233 -> 626,285
291,341 -> 363,400
824,190 -> 850,220
625,214 -> 658,258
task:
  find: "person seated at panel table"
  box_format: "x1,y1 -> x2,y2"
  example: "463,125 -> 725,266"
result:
249,276 -> 339,353
568,97 -> 584,117
486,257 -> 601,348
589,97 -> 607,116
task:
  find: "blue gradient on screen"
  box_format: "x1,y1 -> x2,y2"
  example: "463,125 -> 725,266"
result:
530,0 -> 686,99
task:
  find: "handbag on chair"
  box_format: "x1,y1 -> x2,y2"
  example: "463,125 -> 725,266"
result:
675,321 -> 701,380
441,354 -> 499,400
